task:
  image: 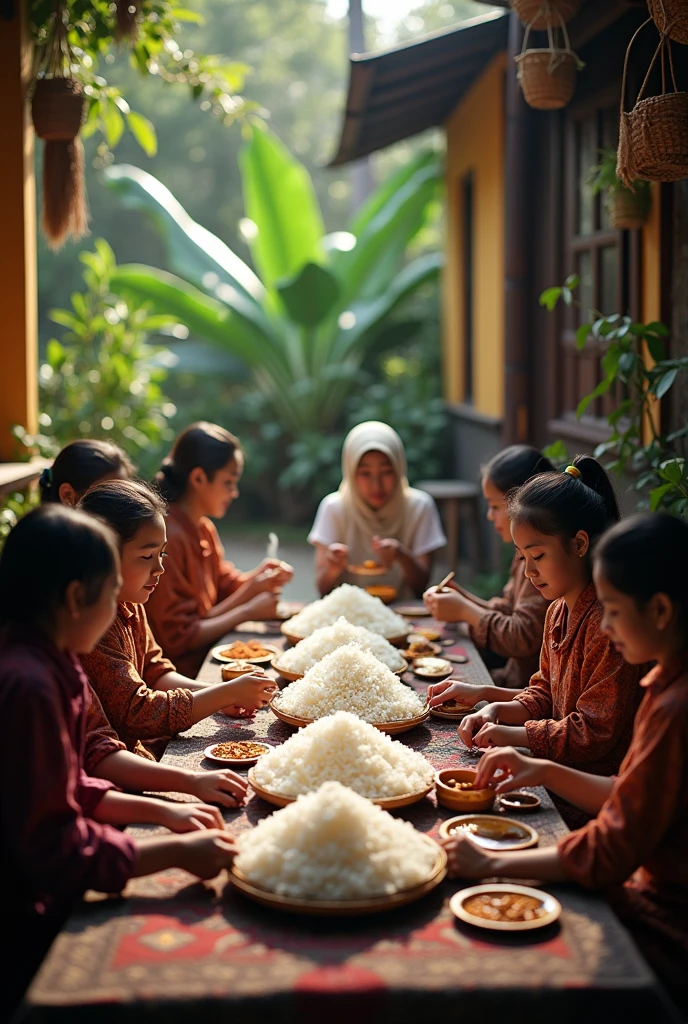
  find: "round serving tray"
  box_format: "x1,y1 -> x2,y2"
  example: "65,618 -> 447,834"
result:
247,769 -> 433,810
269,697 -> 431,735
271,656 -> 408,681
212,643 -> 279,665
280,624 -> 408,649
229,847 -> 447,917
429,702 -> 478,721
450,884 -> 561,932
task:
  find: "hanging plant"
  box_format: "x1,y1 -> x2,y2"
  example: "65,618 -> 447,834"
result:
31,3 -> 88,250
647,0 -> 688,46
514,19 -> 583,110
617,19 -> 688,187
510,0 -> 580,31
588,148 -> 652,230
114,0 -> 142,42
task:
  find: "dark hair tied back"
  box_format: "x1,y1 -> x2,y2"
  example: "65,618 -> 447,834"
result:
507,453 -> 620,544
78,479 -> 167,545
40,439 -> 134,504
482,445 -> 555,494
594,513 -> 688,627
155,422 -> 240,503
0,505 -> 118,628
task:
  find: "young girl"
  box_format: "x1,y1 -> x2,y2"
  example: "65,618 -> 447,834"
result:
40,438 -> 134,505
309,420 -> 446,599
457,456 -> 646,808
0,506 -> 239,1015
78,479 -> 278,759
425,445 -> 553,696
146,422 -> 293,677
442,513 -> 688,1014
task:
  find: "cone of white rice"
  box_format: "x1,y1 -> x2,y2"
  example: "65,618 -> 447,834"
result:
234,781 -> 439,899
275,642 -> 426,723
252,710 -> 433,798
276,617 -> 405,674
282,584 -> 407,639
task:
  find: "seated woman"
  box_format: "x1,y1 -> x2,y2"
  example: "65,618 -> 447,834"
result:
441,513 -> 688,1016
0,506 -> 239,1017
309,421 -> 446,599
424,445 -> 553,696
40,438 -> 134,505
78,479 -> 277,760
146,422 -> 293,677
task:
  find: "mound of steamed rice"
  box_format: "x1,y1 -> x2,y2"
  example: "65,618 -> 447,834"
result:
276,617 -> 406,674
252,710 -> 433,798
275,642 -> 426,723
283,584 -> 407,639
234,781 -> 439,899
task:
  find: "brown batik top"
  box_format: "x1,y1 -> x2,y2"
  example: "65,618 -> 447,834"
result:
83,684 -> 126,775
515,582 -> 644,775
146,503 -> 242,678
470,553 -> 549,689
81,602 -> 194,754
559,652 -> 688,953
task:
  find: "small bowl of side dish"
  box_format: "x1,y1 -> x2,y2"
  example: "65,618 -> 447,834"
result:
435,768 -> 495,812
412,657 -> 452,681
203,740 -> 271,767
499,790 -> 541,812
220,661 -> 268,681
364,584 -> 398,604
450,884 -> 561,932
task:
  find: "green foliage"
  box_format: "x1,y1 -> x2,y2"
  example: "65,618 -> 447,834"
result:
23,239 -> 179,478
106,133 -> 443,477
540,283 -> 688,519
587,147 -> 652,202
0,491 -> 40,554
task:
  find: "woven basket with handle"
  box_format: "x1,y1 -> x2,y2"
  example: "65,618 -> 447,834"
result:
514,18 -> 579,111
608,189 -> 651,230
617,19 -> 688,187
648,0 -> 688,45
510,0 -> 580,30
31,77 -> 85,141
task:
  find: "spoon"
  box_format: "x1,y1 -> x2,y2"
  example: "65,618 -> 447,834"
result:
435,570 -> 455,593
267,532 -> 279,559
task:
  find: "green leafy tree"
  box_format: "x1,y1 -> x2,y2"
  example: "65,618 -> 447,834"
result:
106,131 -> 443,446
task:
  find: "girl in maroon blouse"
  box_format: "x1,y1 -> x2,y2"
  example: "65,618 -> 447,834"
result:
424,445 -> 553,696
441,513 -> 688,1016
0,506 -> 239,1015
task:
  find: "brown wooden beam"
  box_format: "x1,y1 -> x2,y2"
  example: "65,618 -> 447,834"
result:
0,0 -> 37,459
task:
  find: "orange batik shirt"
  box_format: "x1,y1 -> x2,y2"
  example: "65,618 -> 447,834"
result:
146,504 -> 242,678
559,652 -> 688,958
81,602 -> 194,759
470,554 -> 549,689
515,582 -> 645,776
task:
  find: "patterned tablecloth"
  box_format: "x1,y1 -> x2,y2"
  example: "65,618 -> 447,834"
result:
22,611 -> 676,1022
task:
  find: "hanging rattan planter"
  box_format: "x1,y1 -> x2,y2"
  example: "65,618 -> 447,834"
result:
608,189 -> 651,230
617,20 -> 688,187
510,0 -> 580,31
647,0 -> 688,46
514,21 -> 580,110
115,0 -> 141,41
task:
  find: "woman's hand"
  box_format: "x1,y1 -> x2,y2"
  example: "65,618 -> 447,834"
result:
326,543 -> 349,574
174,830 -> 238,879
474,746 -> 548,793
221,673 -> 278,716
457,704 -> 500,747
427,679 -> 486,708
238,591 -> 280,621
254,559 -> 294,591
157,800 -> 226,833
440,831 -> 500,879
372,536 -> 400,568
472,723 -> 526,750
188,769 -> 249,808
423,586 -> 466,622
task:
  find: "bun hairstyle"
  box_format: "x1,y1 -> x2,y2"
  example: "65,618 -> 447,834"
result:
482,445 -> 555,494
78,479 -> 167,545
40,439 -> 134,504
594,513 -> 688,626
507,453 -> 620,545
0,505 -> 118,628
155,422 -> 240,503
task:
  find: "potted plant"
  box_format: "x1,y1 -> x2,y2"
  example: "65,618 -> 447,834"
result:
588,148 -> 652,230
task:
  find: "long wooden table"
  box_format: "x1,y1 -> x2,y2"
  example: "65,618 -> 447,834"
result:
21,612 -> 680,1022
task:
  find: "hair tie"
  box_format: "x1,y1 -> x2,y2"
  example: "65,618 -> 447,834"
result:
39,467 -> 53,487
564,465 -> 582,479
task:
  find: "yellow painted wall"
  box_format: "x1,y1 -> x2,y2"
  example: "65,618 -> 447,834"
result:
442,53 -> 506,418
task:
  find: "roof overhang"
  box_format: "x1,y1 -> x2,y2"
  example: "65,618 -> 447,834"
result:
329,10 -> 509,167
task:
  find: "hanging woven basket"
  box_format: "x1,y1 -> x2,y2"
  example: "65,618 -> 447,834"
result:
510,0 -> 580,31
115,0 -> 141,41
617,20 -> 688,187
514,20 -> 580,110
647,0 -> 688,46
608,189 -> 651,230
31,76 -> 85,140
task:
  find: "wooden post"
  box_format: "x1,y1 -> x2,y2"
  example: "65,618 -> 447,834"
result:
502,12 -> 530,445
0,0 -> 38,459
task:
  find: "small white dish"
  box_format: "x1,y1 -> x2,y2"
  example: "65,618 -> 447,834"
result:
203,741 -> 271,767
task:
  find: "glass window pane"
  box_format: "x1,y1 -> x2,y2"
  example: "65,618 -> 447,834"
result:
578,118 -> 597,236
600,246 -> 618,316
578,250 -> 594,323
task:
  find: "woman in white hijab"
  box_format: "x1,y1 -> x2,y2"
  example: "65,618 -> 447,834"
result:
308,421 -> 446,598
